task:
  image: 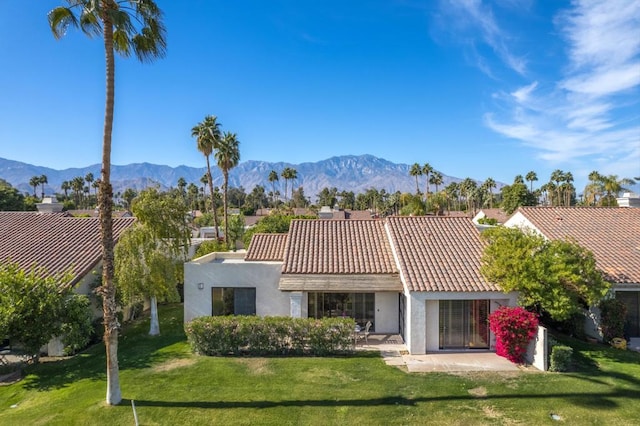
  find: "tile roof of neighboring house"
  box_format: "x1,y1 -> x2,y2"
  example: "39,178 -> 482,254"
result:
386,216 -> 500,292
245,233 -> 288,261
345,210 -> 375,220
475,208 -> 511,224
0,212 -> 136,286
282,219 -> 397,274
513,207 -> 640,284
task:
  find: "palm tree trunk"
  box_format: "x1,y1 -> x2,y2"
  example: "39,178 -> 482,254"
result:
205,158 -> 220,239
223,170 -> 229,246
100,8 -> 121,406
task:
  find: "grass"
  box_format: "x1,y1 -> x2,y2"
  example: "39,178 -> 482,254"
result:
1,304 -> 639,425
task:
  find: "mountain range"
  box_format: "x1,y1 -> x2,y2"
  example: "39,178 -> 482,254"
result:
0,155 -> 493,199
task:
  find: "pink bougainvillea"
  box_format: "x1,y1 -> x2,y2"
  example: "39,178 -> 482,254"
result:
489,306 -> 539,364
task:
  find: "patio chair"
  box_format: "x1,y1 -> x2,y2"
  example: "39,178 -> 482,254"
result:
358,321 -> 372,345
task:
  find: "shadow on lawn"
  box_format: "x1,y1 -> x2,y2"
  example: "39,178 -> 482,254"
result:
21,305 -> 188,391
129,388 -> 640,411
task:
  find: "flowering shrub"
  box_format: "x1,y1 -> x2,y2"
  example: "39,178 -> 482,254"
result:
489,306 -> 539,364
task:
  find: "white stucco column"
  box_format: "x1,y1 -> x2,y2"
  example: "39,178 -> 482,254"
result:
407,293 -> 427,354
290,292 -> 303,318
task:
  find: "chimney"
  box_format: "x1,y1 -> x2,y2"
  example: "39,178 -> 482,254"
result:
36,196 -> 64,214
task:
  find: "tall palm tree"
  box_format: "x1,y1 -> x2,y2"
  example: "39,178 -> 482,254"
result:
525,171 -> 538,193
85,172 -> 94,197
409,163 -> 422,195
61,180 -> 71,200
39,174 -> 48,199
72,176 -> 85,207
550,169 -> 564,206
422,163 -> 433,202
29,176 -> 40,197
281,167 -> 297,202
192,115 -> 222,236
429,171 -> 444,194
268,170 -> 279,207
482,177 -> 496,209
49,0 -> 166,406
215,132 -> 240,246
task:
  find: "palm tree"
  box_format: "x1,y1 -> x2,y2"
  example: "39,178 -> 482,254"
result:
563,172 -> 574,206
409,163 -> 422,195
39,174 -> 48,199
550,169 -> 564,206
525,171 -> 538,193
29,176 -> 40,197
72,176 -> 84,207
268,170 -> 279,207
281,167 -> 297,202
192,115 -> 222,236
49,0 -> 166,406
482,177 -> 496,209
429,171 -> 444,194
61,180 -> 71,200
215,132 -> 240,246
600,175 -> 636,206
422,163 -> 433,202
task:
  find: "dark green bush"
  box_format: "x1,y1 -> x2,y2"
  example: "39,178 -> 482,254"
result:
61,294 -> 94,355
193,239 -> 228,259
599,299 -> 627,342
185,316 -> 355,356
549,345 -> 573,372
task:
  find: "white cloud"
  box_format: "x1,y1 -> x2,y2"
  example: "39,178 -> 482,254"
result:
484,0 -> 640,180
437,0 -> 527,75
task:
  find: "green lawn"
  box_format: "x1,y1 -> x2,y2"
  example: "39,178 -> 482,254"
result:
1,304 -> 639,425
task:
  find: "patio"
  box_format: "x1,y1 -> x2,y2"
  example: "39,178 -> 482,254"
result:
357,334 -> 521,372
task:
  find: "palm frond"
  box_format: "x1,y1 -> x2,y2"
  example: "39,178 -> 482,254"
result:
48,7 -> 79,39
79,8 -> 102,37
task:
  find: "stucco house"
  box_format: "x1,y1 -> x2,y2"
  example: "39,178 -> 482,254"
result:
184,216 -> 518,354
0,197 -> 136,354
504,206 -> 640,339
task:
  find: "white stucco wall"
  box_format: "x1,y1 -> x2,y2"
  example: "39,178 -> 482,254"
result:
184,253 -> 288,322
407,291 -> 519,354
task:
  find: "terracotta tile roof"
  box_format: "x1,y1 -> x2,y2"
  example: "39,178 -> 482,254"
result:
386,216 -> 500,292
0,212 -> 136,286
475,208 -> 511,224
345,210 -> 375,220
282,219 -> 397,274
513,207 -> 640,284
245,233 -> 288,261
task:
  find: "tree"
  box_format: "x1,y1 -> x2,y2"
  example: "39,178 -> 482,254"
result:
215,132 -> 240,246
192,115 -> 222,237
500,176 -> 537,214
281,167 -> 297,202
29,176 -> 40,198
318,187 -> 338,207
0,263 -> 72,362
482,177 -> 496,209
117,187 -> 190,336
72,176 -> 85,208
39,174 -> 48,199
599,174 -> 636,206
429,171 -> 444,194
225,213 -> 245,251
422,163 -> 433,201
409,163 -> 422,195
85,172 -> 95,198
481,227 -> 610,322
49,0 -> 167,405
0,179 -> 25,211
268,170 -> 279,207
61,180 -> 71,200
525,171 -> 538,193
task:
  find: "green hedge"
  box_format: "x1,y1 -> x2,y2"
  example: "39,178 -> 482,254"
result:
549,345 -> 573,372
185,316 -> 356,356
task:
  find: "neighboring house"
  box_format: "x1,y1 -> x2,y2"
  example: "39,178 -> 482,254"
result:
184,217 -> 518,354
0,197 -> 136,354
471,209 -> 512,226
504,207 -> 640,339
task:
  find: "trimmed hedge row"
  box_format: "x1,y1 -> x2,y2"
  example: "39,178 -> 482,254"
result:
185,316 -> 356,356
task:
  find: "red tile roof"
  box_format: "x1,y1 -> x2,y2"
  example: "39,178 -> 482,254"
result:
386,216 -> 500,292
475,208 -> 511,224
245,233 -> 288,261
0,212 -> 136,286
282,219 -> 397,274
513,207 -> 640,284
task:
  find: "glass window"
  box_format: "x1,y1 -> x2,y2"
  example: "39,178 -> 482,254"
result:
212,287 -> 256,316
307,292 -> 375,331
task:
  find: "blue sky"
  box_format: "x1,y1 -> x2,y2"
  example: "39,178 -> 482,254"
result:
0,0 -> 638,191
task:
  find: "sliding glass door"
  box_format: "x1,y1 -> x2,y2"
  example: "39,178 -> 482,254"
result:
308,292 -> 375,331
439,300 -> 489,349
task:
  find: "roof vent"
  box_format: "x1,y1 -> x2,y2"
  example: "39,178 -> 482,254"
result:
36,196 -> 64,214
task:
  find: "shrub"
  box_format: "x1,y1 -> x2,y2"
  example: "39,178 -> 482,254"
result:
185,316 -> 354,356
489,306 -> 539,364
598,299 -> 627,342
549,345 -> 573,372
61,294 -> 94,355
193,239 -> 228,259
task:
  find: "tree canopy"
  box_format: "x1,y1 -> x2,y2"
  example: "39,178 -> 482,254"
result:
480,226 -> 610,321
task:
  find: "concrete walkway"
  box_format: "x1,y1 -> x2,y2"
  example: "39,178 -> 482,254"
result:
357,334 -> 521,372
